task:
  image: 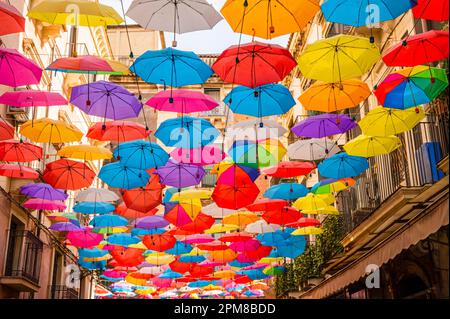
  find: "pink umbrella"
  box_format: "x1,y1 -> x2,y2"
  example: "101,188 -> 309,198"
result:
23,198 -> 66,211
0,90 -> 67,107
242,263 -> 268,270
230,239 -> 261,252
0,163 -> 39,179
181,234 -> 215,244
152,277 -> 173,288
198,260 -> 223,267
146,89 -> 218,113
103,269 -> 127,278
170,145 -> 226,166
67,228 -> 103,248
0,48 -> 42,87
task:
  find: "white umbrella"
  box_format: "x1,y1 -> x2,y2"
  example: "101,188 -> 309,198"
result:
75,188 -> 119,202
202,202 -> 236,218
287,138 -> 340,161
201,290 -> 224,296
138,267 -> 165,276
127,0 -> 222,46
245,220 -> 281,234
226,119 -> 287,141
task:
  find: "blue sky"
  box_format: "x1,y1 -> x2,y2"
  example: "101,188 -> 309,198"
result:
100,0 -> 289,54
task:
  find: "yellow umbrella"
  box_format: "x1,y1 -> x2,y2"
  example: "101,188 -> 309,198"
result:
302,205 -> 340,215
344,135 -> 402,157
293,193 -> 329,211
128,242 -> 148,250
27,0 -> 123,27
57,144 -> 112,161
317,194 -> 336,205
221,0 -> 320,39
125,274 -> 147,286
214,270 -> 235,280
145,252 -> 175,265
298,34 -> 380,82
205,223 -> 239,234
312,178 -> 355,194
291,226 -> 323,236
83,254 -> 111,262
223,212 -> 259,226
135,288 -> 156,295
202,284 -> 222,291
358,106 -> 426,136
298,79 -> 371,112
259,256 -> 282,263
188,247 -> 207,256
170,189 -> 212,201
20,118 -> 83,143
92,226 -> 128,234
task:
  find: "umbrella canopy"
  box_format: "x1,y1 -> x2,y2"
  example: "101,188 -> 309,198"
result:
28,0 -> 123,26
201,203 -> 235,218
122,174 -> 164,213
374,66 -> 449,109
107,234 -> 141,247
87,121 -> 151,142
262,207 -> 302,226
155,116 -> 220,149
147,89 -> 218,113
205,223 -> 239,234
344,135 -> 402,157
223,212 -> 259,227
0,164 -> 39,179
111,247 -> 144,267
0,48 -> 42,87
73,202 -> 115,215
213,42 -> 297,88
70,81 -> 142,120
90,214 -> 129,229
155,160 -> 205,189
114,140 -> 169,170
287,138 -> 340,161
43,159 -> 96,190
57,145 -> 112,161
221,0 -> 319,39
20,118 -> 83,143
263,183 -> 309,201
224,84 -> 295,117
293,193 -> 330,211
263,161 -> 316,178
0,90 -> 67,107
0,140 -> 42,162
47,55 -> 129,75
116,203 -> 158,219
144,234 -> 177,252
49,221 -> 82,232
311,178 -> 355,194
383,30 -> 449,67
136,216 -> 170,230
358,106 -> 426,136
23,198 -> 66,211
227,119 -> 287,141
229,139 -> 287,169
291,226 -> 323,235
67,228 -> 103,248
292,114 -> 357,138
211,161 -> 260,182
170,146 -> 226,166
164,201 -> 202,227
246,199 -> 289,212
298,34 -> 380,82
298,79 -> 371,113
130,48 -> 213,87
412,0 -> 449,21
99,162 -> 150,190
20,183 -> 68,201
0,119 -> 14,141
76,188 -> 119,202
0,2 -> 25,36
321,0 -> 415,27
318,152 -> 369,179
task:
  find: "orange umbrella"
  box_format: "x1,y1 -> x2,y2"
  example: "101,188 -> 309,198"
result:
122,173 -> 164,213
111,246 -> 144,267
208,249 -> 238,264
115,202 -> 158,219
87,121 -> 151,142
43,159 -> 95,190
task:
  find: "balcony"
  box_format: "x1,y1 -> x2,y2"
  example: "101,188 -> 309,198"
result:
50,285 -> 79,299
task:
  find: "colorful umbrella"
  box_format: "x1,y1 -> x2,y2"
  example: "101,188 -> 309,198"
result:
76,188 -> 119,202
224,84 -> 295,117
87,121 -> 151,142
0,48 -> 42,87
43,159 -> 96,190
47,55 -> 130,75
298,34 -> 380,82
229,139 -> 287,169
412,0 -> 449,21
246,199 -> 289,212
374,66 -> 449,109
49,221 -> 82,232
0,1 -> 25,36
227,119 -> 287,140
99,162 -> 150,190
114,140 -> 169,170
170,145 -> 226,166
262,207 -> 302,226
20,183 -> 68,201
383,30 -> 449,67
344,135 -> 402,157
201,203 -> 235,218
90,214 -> 129,229
292,113 -> 357,138
291,226 -> 323,235
0,164 -> 39,179
263,161 -> 316,178
20,118 -> 83,143
263,183 -> 309,201
0,140 -> 42,162
23,198 -> 66,211
73,202 -> 115,215
311,178 -> 355,194
212,42 -> 297,88
122,174 -> 164,213
57,145 -> 112,161
0,118 -> 14,141
155,160 -> 205,189
146,89 -> 218,113
223,212 -> 259,227
318,152 -> 369,179
164,201 -> 202,227
358,106 -> 426,136
287,138 -> 340,161
211,161 -> 260,182
67,228 -> 104,248
70,81 -> 142,120
28,0 -> 123,26
116,202 -> 158,219
221,0 -> 319,39
107,234 -> 141,247
111,247 -> 144,267
293,193 -> 329,211
0,90 -> 67,107
136,216 -> 170,230
298,79 -> 371,113
130,48 -> 213,87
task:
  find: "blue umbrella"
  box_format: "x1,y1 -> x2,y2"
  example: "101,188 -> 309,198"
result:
130,48 -> 213,87
321,0 -> 416,27
256,228 -> 295,246
237,269 -> 269,280
155,116 -> 220,148
224,84 -> 295,117
228,260 -> 253,268
158,270 -> 182,279
163,187 -> 179,203
73,201 -> 115,214
179,254 -> 206,263
99,162 -> 150,189
276,236 -> 307,258
188,280 -> 211,288
131,228 -> 166,236
263,183 -> 309,200
78,248 -> 108,270
165,241 -> 193,255
318,152 -> 369,178
90,214 -> 128,228
114,140 -> 169,170
107,233 -> 141,247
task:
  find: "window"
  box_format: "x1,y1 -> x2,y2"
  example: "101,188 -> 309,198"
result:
200,88 -> 226,116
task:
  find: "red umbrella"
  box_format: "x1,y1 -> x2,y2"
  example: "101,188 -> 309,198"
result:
262,207 -> 302,226
43,159 -> 96,190
143,234 -> 176,252
0,140 -> 42,162
111,247 -> 144,267
246,199 -> 289,212
412,0 -> 449,21
197,241 -> 229,251
286,217 -> 321,228
0,118 -> 14,141
240,245 -> 272,262
169,258 -> 195,274
122,173 -> 164,213
263,161 -> 316,178
0,163 -> 39,179
115,202 -> 158,219
87,121 -> 151,142
212,42 -> 297,88
175,213 -> 215,234
383,30 -> 449,67
219,232 -> 253,243
0,2 -> 25,36
189,265 -> 215,277
234,274 -> 252,284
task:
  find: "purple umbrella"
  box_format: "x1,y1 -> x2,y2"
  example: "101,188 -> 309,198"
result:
136,215 -> 170,230
70,80 -> 142,120
20,182 -> 68,201
292,114 -> 357,138
49,221 -> 83,232
155,159 -> 205,189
